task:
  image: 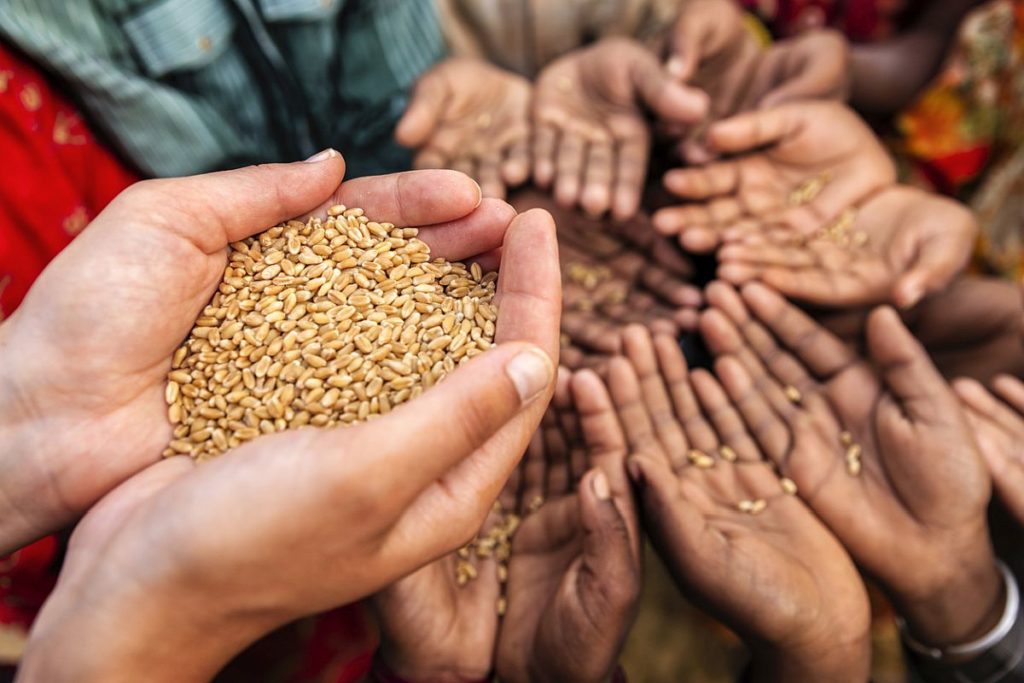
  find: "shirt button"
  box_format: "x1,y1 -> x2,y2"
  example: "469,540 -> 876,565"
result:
198,35 -> 213,53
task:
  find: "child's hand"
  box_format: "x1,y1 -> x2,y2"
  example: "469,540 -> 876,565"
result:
533,37 -> 708,220
666,0 -> 849,147
496,369 -> 641,683
509,190 -> 701,361
610,325 -> 871,682
653,101 -> 895,253
716,185 -> 976,309
397,58 -> 532,199
955,375 -> 1024,526
701,282 -> 1004,650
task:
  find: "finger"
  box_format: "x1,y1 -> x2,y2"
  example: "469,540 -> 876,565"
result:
663,163 -> 740,200
630,50 -> 709,124
533,124 -> 559,188
126,154 -> 346,253
477,152 -> 506,200
577,468 -> 642,603
522,419 -> 549,507
547,369 -> 576,496
866,306 -> 955,423
993,375 -> 1024,415
607,356 -> 666,464
561,310 -> 623,354
640,266 -> 703,308
700,308 -> 800,422
581,141 -> 615,217
502,138 -> 532,187
689,369 -> 763,463
310,341 -> 554,508
652,334 -> 719,453
555,133 -> 588,208
493,208 -> 562,360
758,32 -> 849,109
714,356 -> 792,464
612,135 -> 650,221
706,106 -> 801,154
741,282 -> 857,379
415,198 -> 515,262
412,148 -> 450,170
573,370 -> 629,482
892,233 -> 974,310
622,326 -> 691,464
707,284 -> 818,396
328,169 -> 482,230
953,378 -> 1024,437
395,69 -> 449,148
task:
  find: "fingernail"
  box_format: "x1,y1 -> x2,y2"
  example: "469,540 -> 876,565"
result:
591,470 -> 611,501
666,56 -> 685,78
506,347 -> 554,404
304,148 -> 338,163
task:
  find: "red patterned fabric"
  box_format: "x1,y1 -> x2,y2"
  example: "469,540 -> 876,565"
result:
0,46 -> 138,319
0,43 -> 137,643
738,0 -> 919,41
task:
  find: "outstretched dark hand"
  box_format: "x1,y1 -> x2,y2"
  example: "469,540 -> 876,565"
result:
496,369 -> 642,683
609,325 -> 870,682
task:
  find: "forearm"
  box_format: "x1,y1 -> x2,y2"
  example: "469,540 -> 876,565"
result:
851,0 -> 984,115
17,570 -> 274,682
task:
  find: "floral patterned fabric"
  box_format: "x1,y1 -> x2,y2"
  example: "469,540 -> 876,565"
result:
738,0 -> 919,41
897,0 -> 1024,280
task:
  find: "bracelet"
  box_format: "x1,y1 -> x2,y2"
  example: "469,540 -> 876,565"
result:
898,560 -> 1019,660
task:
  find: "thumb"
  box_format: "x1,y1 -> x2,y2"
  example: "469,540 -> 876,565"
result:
577,469 -> 641,609
395,69 -> 449,148
109,151 -> 347,253
866,306 -> 952,421
631,52 -> 709,124
892,237 -> 971,310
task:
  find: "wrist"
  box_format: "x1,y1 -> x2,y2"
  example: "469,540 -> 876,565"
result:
0,316 -> 54,553
894,544 -> 1004,648
748,634 -> 871,683
370,651 -> 489,683
20,563 -> 273,682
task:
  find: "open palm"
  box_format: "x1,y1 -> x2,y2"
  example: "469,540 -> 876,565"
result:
608,326 -> 870,678
0,158 -> 530,552
717,185 -> 976,309
653,101 -> 896,253
701,282 -> 1001,646
496,370 -> 641,683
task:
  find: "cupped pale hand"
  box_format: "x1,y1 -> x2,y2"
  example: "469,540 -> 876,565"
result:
607,325 -> 871,681
955,374 -> 1024,526
16,158 -> 562,681
533,37 -> 708,220
653,101 -> 895,253
495,368 -> 641,683
396,58 -> 532,200
700,281 -> 1002,649
0,153 -> 549,552
717,185 -> 976,309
